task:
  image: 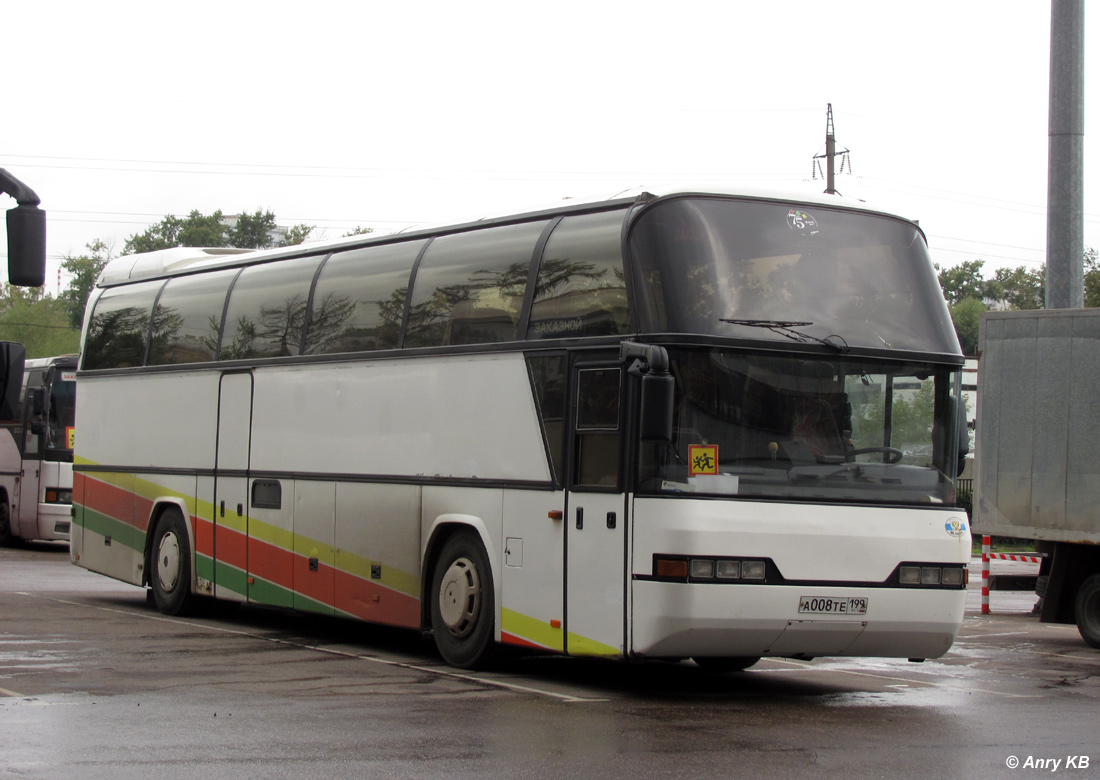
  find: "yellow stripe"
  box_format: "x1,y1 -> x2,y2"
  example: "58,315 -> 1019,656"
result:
501,608 -> 564,652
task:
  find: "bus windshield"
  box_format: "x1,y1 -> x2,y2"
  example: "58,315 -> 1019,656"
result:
638,348 -> 961,505
629,196 -> 960,355
46,371 -> 76,454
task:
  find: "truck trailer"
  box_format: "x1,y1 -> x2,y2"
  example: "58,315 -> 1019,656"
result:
975,308 -> 1100,647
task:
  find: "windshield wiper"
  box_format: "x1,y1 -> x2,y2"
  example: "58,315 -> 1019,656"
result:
719,319 -> 849,353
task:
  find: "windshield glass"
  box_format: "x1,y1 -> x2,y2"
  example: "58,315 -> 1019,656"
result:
47,373 -> 76,453
629,197 -> 960,355
638,348 -> 962,505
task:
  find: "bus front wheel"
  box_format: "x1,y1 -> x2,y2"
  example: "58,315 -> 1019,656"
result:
430,531 -> 496,669
150,509 -> 194,616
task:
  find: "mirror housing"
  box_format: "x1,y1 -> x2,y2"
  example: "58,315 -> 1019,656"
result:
621,340 -> 674,442
1,169 -> 47,288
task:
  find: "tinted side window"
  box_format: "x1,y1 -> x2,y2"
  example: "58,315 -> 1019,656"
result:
83,280 -> 164,370
405,222 -> 547,348
527,353 -> 567,484
306,240 -> 425,354
220,256 -> 323,360
528,210 -> 630,339
148,269 -> 237,366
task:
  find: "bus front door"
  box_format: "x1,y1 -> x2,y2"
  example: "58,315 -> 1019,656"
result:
214,372 -> 252,602
565,362 -> 627,657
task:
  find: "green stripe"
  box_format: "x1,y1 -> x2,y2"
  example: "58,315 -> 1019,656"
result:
76,505 -> 146,554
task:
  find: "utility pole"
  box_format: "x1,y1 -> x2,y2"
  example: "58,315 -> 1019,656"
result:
1045,0 -> 1085,309
813,104 -> 850,195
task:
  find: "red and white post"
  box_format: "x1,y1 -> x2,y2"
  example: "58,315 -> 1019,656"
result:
981,535 -> 991,614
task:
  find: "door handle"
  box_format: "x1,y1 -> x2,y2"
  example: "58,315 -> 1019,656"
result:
607,511 -> 616,529
220,500 -> 225,518
576,507 -> 584,530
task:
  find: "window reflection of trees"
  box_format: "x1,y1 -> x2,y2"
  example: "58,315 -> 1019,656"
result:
221,293 -> 308,360
306,287 -> 405,355
528,258 -> 628,338
84,306 -> 152,369
406,262 -> 530,347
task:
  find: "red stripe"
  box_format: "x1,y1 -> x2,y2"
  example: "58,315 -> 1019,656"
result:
78,474 -> 153,532
334,569 -> 420,628
501,632 -> 544,649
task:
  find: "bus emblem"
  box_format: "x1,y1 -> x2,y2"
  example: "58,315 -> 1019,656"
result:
945,518 -> 968,537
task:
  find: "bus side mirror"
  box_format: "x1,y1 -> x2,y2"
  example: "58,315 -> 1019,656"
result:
621,340 -> 674,442
30,387 -> 46,416
2,169 -> 47,288
0,341 -> 27,422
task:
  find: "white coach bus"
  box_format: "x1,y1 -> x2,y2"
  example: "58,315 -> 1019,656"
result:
71,187 -> 971,669
0,354 -> 77,545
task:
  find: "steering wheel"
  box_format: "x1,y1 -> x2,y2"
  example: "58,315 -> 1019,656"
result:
849,447 -> 903,464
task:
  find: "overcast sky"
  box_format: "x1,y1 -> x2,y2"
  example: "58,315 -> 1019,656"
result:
3,1 -> 1096,295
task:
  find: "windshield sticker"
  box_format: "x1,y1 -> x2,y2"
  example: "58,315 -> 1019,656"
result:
689,444 -> 719,476
787,208 -> 819,236
66,427 -> 75,449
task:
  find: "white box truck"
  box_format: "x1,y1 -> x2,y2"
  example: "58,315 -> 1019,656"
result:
975,308 -> 1100,647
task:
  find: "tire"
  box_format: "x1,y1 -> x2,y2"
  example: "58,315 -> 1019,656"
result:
0,501 -> 18,548
149,509 -> 194,616
693,656 -> 761,673
1075,574 -> 1100,649
430,531 -> 496,669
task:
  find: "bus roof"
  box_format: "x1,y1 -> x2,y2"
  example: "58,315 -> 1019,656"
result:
95,184 -> 919,287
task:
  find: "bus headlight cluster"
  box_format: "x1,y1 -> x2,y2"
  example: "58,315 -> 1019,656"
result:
654,555 -> 768,583
45,488 -> 73,504
898,565 -> 967,588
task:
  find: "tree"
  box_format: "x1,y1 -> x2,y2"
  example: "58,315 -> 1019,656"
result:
1085,247 -> 1100,308
949,297 -> 986,356
228,209 -> 278,249
988,265 -> 1044,310
124,210 -> 228,254
343,226 -> 375,237
936,260 -> 986,306
280,224 -> 315,247
0,284 -> 80,357
59,239 -> 113,329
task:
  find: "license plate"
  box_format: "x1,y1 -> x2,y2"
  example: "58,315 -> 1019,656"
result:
798,596 -> 868,615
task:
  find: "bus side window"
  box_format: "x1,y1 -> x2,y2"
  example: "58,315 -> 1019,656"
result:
306,240 -> 426,354
82,280 -> 164,370
527,354 -> 567,485
148,269 -> 238,366
574,368 -> 621,489
220,256 -> 324,360
404,222 -> 547,348
528,210 -> 630,340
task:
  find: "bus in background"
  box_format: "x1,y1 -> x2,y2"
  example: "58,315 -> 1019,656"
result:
71,187 -> 970,670
0,355 -> 77,545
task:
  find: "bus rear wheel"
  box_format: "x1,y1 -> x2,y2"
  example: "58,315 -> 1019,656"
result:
693,656 -> 761,672
1075,574 -> 1100,649
430,531 -> 496,669
150,509 -> 194,616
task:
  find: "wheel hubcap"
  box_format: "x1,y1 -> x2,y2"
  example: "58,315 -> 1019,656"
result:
438,556 -> 481,638
157,531 -> 182,593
